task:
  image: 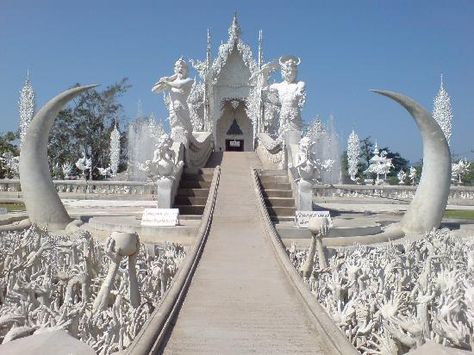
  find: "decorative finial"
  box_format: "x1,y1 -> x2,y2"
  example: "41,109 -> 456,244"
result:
228,13 -> 241,41
258,30 -> 263,68
206,28 -> 212,69
440,73 -> 444,89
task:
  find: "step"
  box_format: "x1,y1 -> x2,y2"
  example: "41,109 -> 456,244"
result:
174,205 -> 205,215
176,188 -> 210,197
174,196 -> 208,205
266,206 -> 296,217
181,173 -> 213,182
260,181 -> 292,190
259,175 -> 290,184
179,180 -> 211,189
179,214 -> 202,221
271,215 -> 295,223
258,169 -> 287,176
265,197 -> 295,208
184,167 -> 215,175
262,189 -> 293,198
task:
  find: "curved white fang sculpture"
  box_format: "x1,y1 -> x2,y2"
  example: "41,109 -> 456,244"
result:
19,85 -> 97,231
372,90 -> 451,235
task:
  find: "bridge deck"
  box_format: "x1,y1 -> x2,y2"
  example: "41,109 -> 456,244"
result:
163,152 -> 333,354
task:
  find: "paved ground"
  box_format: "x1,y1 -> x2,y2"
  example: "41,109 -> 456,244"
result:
163,152 -> 332,354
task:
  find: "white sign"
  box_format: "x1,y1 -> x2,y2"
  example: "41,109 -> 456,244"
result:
0,208 -> 7,215
141,208 -> 179,227
229,140 -> 240,147
295,210 -> 332,228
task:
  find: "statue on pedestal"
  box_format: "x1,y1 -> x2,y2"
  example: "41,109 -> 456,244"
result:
139,134 -> 183,181
75,153 -> 92,180
294,137 -> 318,183
152,58 -> 194,145
294,137 -> 316,211
139,134 -> 184,208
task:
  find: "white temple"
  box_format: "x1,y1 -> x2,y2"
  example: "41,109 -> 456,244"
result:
191,15 -> 260,152
153,14 -> 305,154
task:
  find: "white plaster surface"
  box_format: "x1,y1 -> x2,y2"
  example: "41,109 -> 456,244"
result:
163,152 -> 334,354
0,330 -> 95,354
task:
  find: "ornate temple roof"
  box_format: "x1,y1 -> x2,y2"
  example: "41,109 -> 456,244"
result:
208,14 -> 258,82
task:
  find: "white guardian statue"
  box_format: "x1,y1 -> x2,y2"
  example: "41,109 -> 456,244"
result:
152,58 -> 194,145
260,55 -> 306,143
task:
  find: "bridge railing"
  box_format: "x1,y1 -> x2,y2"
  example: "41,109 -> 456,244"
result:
0,179 -> 156,200
2,178 -> 474,203
313,183 -> 474,203
251,168 -> 359,354
125,166 -> 222,354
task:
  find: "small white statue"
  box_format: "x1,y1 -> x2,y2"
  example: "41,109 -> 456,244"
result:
294,137 -> 334,184
409,166 -> 418,185
61,162 -> 73,179
75,153 -> 92,179
139,134 -> 183,181
295,137 -> 317,183
97,166 -> 112,178
451,159 -> 471,185
397,169 -> 407,185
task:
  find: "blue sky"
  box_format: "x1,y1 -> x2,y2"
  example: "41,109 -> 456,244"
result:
0,0 -> 473,163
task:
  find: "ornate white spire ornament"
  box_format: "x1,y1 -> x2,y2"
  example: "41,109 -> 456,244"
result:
258,30 -> 263,69
347,130 -> 360,182
306,117 -> 325,141
206,28 -> 212,70
451,158 -> 470,184
18,70 -> 36,148
110,121 -> 121,176
364,142 -> 393,184
228,13 -> 241,42
432,74 -> 453,145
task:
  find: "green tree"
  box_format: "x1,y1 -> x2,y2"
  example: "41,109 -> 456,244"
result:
48,79 -> 131,179
340,151 -> 350,183
358,136 -> 375,177
0,131 -> 19,178
49,108 -> 77,177
463,162 -> 474,185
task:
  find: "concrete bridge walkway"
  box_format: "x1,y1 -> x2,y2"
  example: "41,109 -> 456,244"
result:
163,152 -> 332,354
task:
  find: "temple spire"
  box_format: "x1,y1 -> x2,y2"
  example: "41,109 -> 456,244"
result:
258,30 -> 263,68
206,28 -> 212,70
228,13 -> 241,41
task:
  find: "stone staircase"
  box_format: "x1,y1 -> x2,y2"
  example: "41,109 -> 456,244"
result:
258,170 -> 296,223
173,168 -> 214,216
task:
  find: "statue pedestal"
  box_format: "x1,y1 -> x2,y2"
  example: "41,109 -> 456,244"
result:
156,177 -> 174,208
297,179 -> 313,211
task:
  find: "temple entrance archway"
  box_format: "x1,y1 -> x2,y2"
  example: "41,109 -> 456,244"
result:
215,99 -> 252,152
